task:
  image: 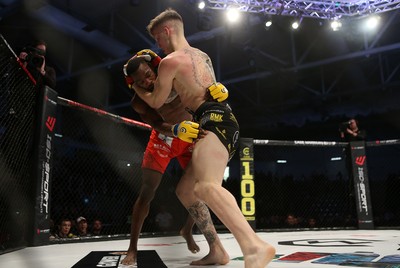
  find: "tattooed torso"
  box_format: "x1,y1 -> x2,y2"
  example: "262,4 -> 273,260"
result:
166,47 -> 217,112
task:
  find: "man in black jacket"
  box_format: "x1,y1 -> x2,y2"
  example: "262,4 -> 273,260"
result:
19,39 -> 56,89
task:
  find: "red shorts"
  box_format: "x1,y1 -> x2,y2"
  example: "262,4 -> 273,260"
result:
141,130 -> 193,174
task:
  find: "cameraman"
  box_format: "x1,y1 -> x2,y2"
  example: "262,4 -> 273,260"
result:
339,119 -> 366,220
339,118 -> 366,142
19,40 -> 56,89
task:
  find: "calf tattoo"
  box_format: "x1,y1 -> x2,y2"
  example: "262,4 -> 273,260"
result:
188,201 -> 216,243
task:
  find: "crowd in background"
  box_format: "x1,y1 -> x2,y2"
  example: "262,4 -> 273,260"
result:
49,217 -> 103,240
48,168 -> 400,241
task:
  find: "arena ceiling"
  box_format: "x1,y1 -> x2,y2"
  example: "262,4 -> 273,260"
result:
1,0 -> 400,136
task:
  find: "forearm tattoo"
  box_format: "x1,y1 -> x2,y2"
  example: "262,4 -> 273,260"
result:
188,201 -> 216,244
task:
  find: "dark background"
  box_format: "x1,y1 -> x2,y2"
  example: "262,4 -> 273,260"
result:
0,0 -> 399,141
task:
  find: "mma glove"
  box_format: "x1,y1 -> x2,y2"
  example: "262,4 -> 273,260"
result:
123,49 -> 161,88
136,49 -> 161,68
208,82 -> 229,102
171,121 -> 200,143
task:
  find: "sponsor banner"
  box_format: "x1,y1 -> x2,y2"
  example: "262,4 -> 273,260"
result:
254,139 -> 346,147
311,252 -> 379,264
72,250 -> 167,268
277,252 -> 330,262
32,86 -> 58,246
273,251 -> 400,267
239,138 -> 256,229
367,139 -> 400,146
349,141 -> 374,229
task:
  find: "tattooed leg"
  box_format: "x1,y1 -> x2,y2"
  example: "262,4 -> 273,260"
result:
187,201 -> 229,265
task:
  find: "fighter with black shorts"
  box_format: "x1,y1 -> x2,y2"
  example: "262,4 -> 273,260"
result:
193,101 -> 240,161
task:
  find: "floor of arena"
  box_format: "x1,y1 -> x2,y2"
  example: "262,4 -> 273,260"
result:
1,229 -> 399,267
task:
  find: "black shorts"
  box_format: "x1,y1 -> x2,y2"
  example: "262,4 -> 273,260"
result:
193,102 -> 240,161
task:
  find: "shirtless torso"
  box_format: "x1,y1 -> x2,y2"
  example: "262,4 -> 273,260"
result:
132,89 -> 191,134
136,9 -> 276,268
142,47 -> 216,112
122,56 -> 229,266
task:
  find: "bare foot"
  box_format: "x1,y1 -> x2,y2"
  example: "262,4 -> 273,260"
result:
244,243 -> 276,268
120,251 -> 137,266
180,229 -> 200,253
190,252 -> 230,265
190,245 -> 230,266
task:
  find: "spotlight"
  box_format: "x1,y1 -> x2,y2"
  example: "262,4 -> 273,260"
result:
263,14 -> 273,29
198,1 -> 206,10
291,17 -> 303,30
226,8 -> 241,23
365,15 -> 380,30
330,19 -> 342,31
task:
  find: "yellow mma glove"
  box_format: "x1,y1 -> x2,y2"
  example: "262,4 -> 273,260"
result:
136,49 -> 161,67
208,82 -> 229,102
171,121 -> 200,143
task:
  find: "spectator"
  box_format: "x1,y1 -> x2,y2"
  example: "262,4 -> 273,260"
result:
339,118 -> 367,216
91,219 -> 103,236
18,39 -> 56,89
76,216 -> 91,237
306,217 -> 318,228
49,219 -> 76,240
339,118 -> 366,141
284,213 -> 300,228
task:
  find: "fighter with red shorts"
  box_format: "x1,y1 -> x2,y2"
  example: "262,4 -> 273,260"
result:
120,49 -> 230,266
142,130 -> 193,173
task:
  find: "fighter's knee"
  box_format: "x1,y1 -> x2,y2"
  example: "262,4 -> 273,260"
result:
138,188 -> 156,204
193,181 -> 214,199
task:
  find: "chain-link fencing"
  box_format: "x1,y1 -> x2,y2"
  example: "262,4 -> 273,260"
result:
235,139 -> 400,231
366,141 -> 400,227
251,142 -> 357,230
0,35 -> 38,253
50,98 -> 190,240
1,34 -> 400,250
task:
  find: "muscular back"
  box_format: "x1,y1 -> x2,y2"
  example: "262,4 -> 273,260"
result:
166,47 -> 216,112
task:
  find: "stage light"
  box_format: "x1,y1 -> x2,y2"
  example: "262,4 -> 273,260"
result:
291,16 -> 303,30
265,20 -> 272,28
365,15 -> 380,30
330,19 -> 342,31
226,8 -> 241,23
198,1 -> 206,10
